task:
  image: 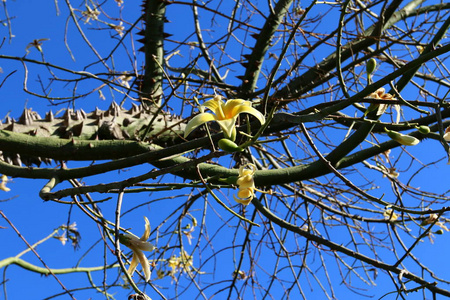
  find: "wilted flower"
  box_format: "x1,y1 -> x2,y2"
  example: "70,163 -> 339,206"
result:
117,74 -> 133,88
0,175 -> 10,192
443,126 -> 450,141
421,214 -> 449,232
55,223 -> 80,249
381,166 -> 399,178
182,224 -> 195,245
119,217 -> 155,281
383,209 -> 398,221
364,88 -> 398,118
25,38 -> 50,54
110,22 -> 125,37
184,95 -> 265,141
232,270 -> 247,280
234,163 -> 257,205
421,214 -> 438,226
385,128 -> 420,146
82,5 -> 100,23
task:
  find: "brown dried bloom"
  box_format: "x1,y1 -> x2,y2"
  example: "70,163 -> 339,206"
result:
365,88 -> 399,120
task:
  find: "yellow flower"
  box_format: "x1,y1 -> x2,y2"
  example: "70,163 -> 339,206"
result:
119,217 -> 155,281
234,163 -> 257,205
385,128 -> 419,146
167,256 -> 179,273
383,209 -> 398,221
184,95 -> 265,140
179,250 -> 194,273
0,175 -> 10,192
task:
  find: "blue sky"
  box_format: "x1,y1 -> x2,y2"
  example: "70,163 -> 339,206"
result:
1,0 -> 450,299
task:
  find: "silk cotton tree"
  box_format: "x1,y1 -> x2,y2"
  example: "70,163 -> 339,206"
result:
1,0 -> 450,299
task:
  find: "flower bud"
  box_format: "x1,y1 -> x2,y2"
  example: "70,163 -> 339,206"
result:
366,58 -> 377,75
218,138 -> 244,152
385,128 -> 419,146
416,125 -> 430,134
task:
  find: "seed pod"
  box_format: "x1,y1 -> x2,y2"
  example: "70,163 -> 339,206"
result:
218,138 -> 244,152
366,58 -> 377,75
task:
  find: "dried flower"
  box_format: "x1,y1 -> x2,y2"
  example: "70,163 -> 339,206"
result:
110,22 -> 125,37
25,38 -> 50,54
421,214 -> 438,226
421,214 -> 449,232
119,217 -> 155,281
364,88 -> 398,118
117,74 -> 133,88
82,5 -> 100,23
444,126 -> 450,142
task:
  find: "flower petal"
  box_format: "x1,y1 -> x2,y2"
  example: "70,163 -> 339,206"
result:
236,174 -> 254,189
222,99 -> 248,119
140,216 -> 151,241
386,129 -> 419,146
398,135 -> 419,146
233,189 -> 254,205
216,118 -> 238,139
233,105 -> 266,125
184,113 -> 216,137
128,252 -> 139,276
202,96 -> 225,116
135,249 -> 151,281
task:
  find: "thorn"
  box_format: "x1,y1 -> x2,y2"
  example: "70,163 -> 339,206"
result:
45,110 -> 54,122
107,101 -> 122,117
129,102 -> 141,115
71,122 -> 84,137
